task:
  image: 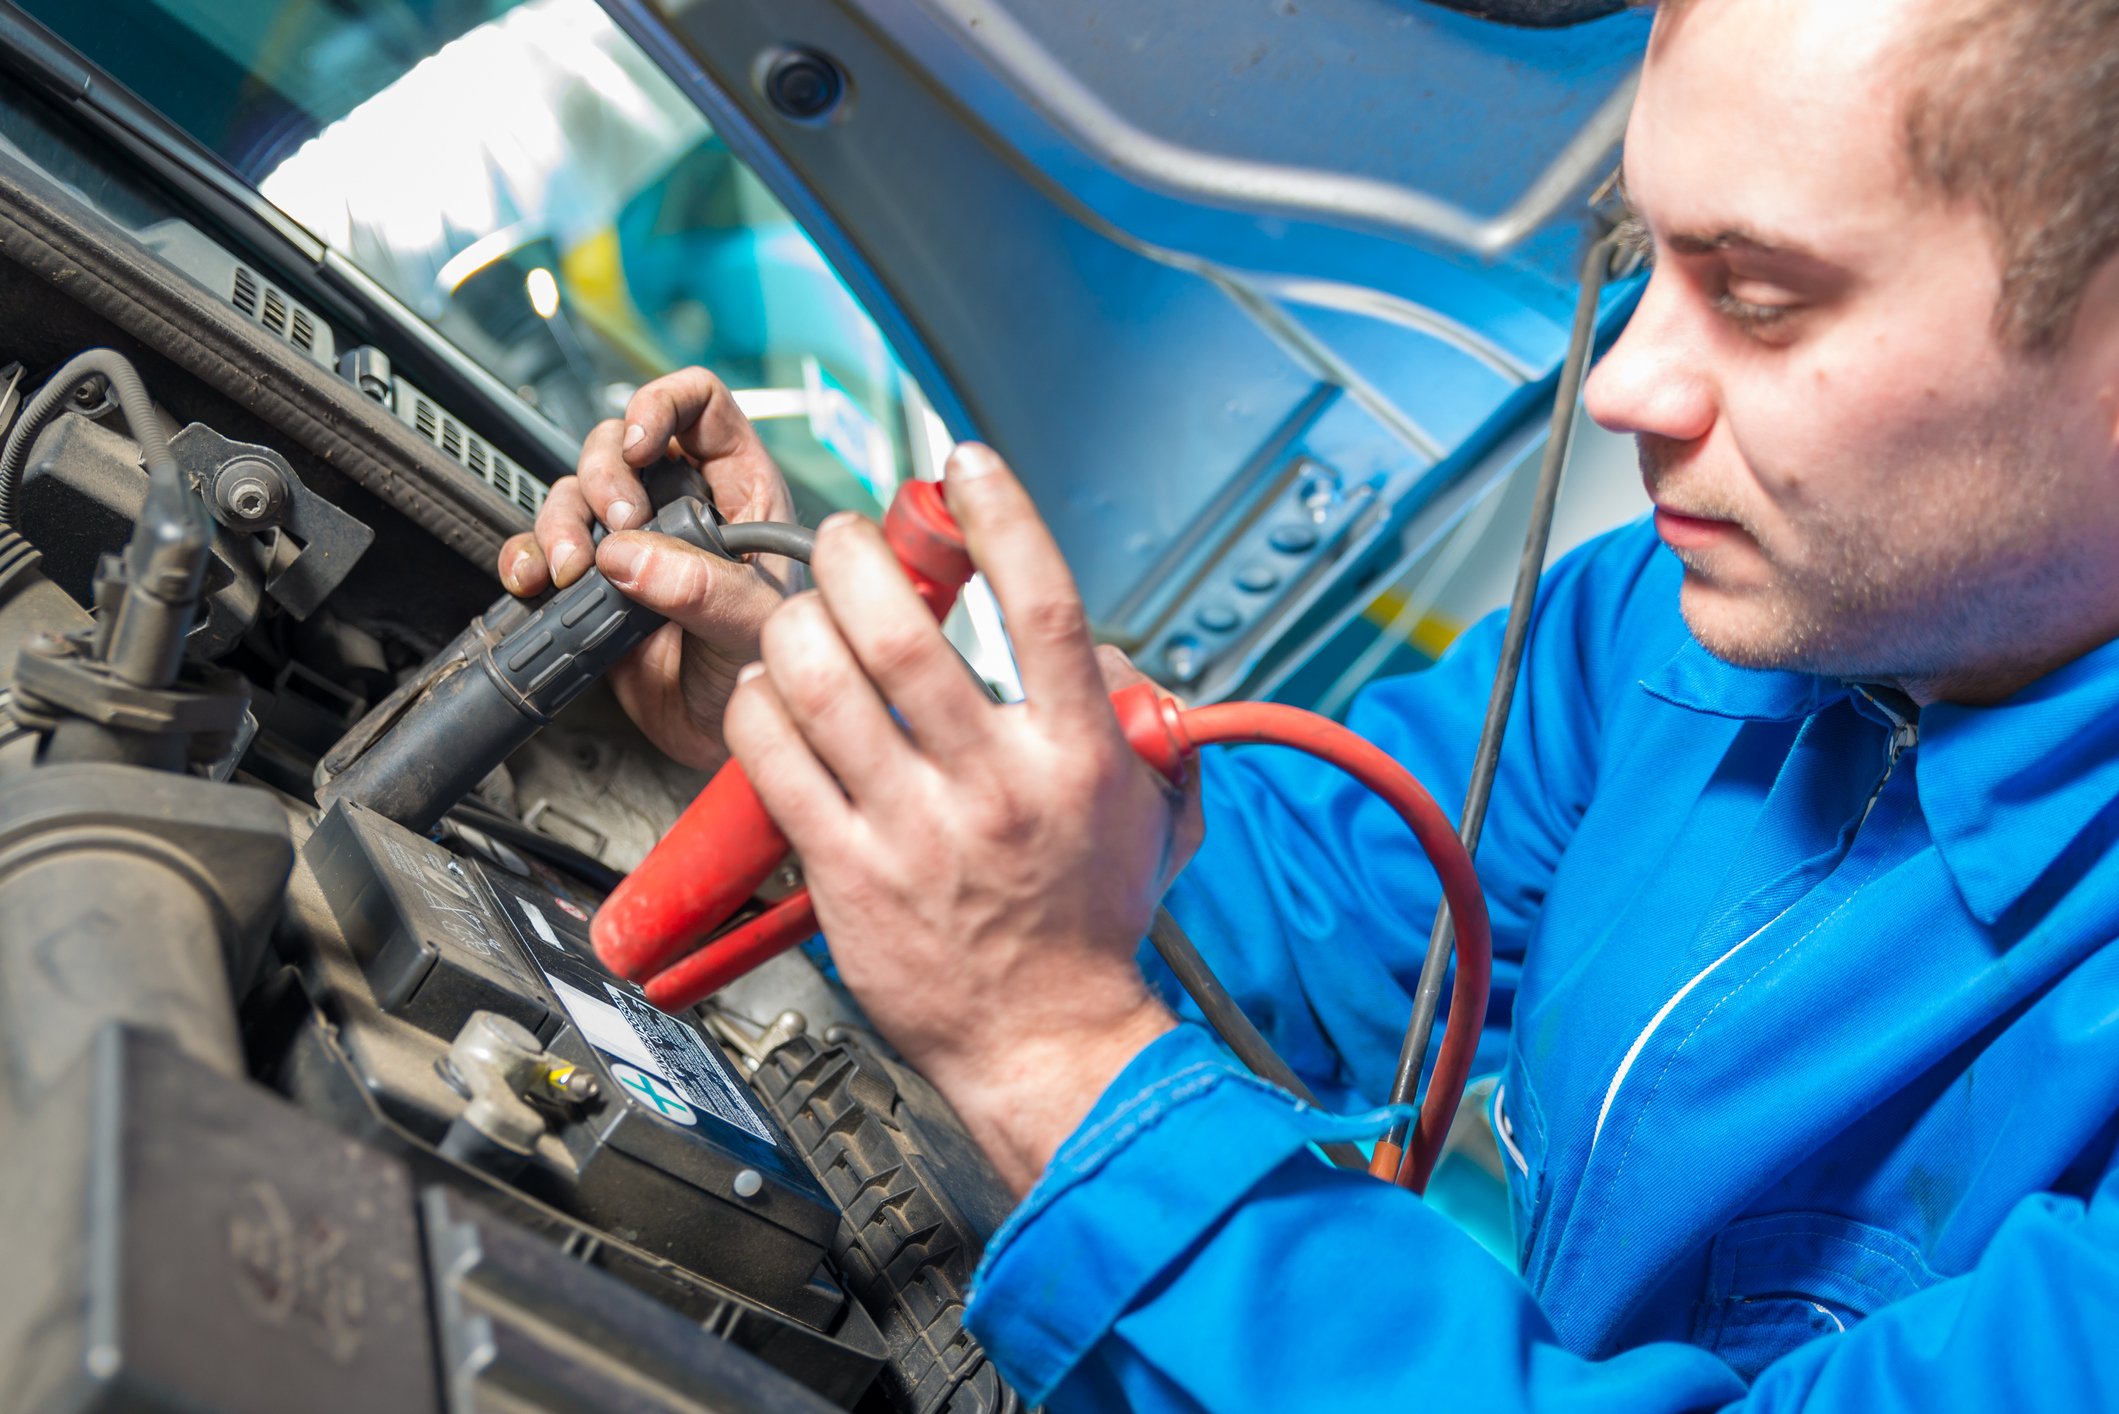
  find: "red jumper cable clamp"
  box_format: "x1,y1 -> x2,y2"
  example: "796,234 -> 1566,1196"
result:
591,478 -> 1491,1191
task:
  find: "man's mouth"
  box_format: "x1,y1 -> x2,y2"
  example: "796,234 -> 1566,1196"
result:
1653,505 -> 1746,552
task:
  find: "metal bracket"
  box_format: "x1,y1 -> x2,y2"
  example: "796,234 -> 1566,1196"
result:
169,423 -> 374,620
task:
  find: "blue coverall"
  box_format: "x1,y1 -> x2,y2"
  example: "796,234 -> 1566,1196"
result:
963,517 -> 2119,1409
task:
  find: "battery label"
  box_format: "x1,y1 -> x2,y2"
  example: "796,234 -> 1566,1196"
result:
476,864 -> 782,1149
603,985 -> 775,1143
543,974 -> 774,1145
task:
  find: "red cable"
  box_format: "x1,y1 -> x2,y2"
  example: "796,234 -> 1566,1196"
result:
1167,702 -> 1492,1194
600,482 -> 1491,1194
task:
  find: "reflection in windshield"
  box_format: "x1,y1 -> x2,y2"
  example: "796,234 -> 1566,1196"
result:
259,0 -> 909,518
30,0 -> 915,520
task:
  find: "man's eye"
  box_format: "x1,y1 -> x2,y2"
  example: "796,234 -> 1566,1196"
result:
1713,291 -> 1799,336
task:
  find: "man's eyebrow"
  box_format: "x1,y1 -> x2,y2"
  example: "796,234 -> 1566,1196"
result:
1663,227 -> 1820,260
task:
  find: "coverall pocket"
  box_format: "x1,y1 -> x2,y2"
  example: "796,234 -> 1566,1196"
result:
1692,1211 -> 1937,1383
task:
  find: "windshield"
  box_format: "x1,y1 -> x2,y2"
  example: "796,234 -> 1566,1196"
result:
23,0 -> 922,521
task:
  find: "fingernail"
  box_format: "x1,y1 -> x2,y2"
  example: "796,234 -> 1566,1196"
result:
946,444 -> 1001,482
737,662 -> 766,684
600,535 -> 646,584
607,498 -> 638,529
818,511 -> 860,536
622,423 -> 646,451
505,549 -> 532,591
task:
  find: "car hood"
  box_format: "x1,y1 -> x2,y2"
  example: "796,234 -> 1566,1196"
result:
602,0 -> 1646,696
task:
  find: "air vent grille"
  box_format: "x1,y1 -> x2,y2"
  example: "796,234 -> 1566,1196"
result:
224,261 -> 334,369
393,380 -> 547,516
230,264 -> 259,316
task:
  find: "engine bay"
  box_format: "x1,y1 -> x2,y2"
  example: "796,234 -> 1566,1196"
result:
0,126 -> 1022,1414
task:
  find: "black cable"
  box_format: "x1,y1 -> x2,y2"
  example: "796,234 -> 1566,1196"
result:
446,800 -> 626,894
1149,907 -> 1369,1170
1378,235 -> 1626,1153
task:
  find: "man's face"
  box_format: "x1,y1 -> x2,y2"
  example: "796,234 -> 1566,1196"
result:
1583,0 -> 2119,703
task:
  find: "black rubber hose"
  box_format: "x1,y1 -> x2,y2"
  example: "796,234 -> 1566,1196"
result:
0,349 -> 176,525
446,801 -> 626,894
1149,907 -> 1369,1170
718,521 -> 817,563
1378,235 -> 1625,1152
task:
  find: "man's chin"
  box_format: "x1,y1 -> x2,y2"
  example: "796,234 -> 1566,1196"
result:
1676,577 -> 1811,672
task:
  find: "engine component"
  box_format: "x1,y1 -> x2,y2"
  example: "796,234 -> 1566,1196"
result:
422,1187 -> 849,1413
320,495 -> 737,834
0,1023 -> 871,1414
5,411 -> 261,659
437,1010 -> 571,1177
10,413 -> 376,659
168,422 -> 375,619
0,1028 -> 440,1414
0,764 -> 292,1112
0,350 -> 265,771
0,523 -> 89,680
290,800 -> 847,1320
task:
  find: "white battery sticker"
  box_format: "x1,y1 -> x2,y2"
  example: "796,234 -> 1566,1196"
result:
544,975 -> 773,1144
548,976 -> 658,1071
514,897 -> 562,949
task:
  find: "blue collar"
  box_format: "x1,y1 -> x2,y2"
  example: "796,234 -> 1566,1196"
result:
1640,638 -> 1848,724
1643,635 -> 2119,924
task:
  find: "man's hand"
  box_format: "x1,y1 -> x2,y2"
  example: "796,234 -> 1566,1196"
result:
497,369 -> 798,769
723,445 -> 1195,1195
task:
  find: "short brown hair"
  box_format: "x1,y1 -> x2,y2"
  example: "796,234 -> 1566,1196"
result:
1637,0 -> 2119,352
1903,1 -> 2119,351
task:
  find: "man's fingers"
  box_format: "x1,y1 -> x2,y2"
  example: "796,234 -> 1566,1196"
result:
574,418 -> 651,531
941,444 -> 1109,727
499,531 -> 548,597
1094,644 -> 1155,696
627,370 -> 800,525
758,592 -> 920,801
622,369 -> 793,525
532,476 -> 598,587
810,513 -> 996,756
722,664 -> 854,857
598,531 -> 773,650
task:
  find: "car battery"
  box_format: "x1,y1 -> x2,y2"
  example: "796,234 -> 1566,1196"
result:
298,802 -> 840,1318
308,802 -> 560,1041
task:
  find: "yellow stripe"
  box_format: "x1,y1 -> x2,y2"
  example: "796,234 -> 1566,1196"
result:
1360,589 -> 1465,660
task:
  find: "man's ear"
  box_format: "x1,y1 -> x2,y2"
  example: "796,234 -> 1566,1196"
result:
2071,256 -> 2119,450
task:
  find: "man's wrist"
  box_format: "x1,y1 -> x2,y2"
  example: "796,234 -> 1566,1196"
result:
923,997 -> 1177,1197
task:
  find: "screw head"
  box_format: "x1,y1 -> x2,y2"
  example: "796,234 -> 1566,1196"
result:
214,459 -> 285,524
230,480 -> 270,518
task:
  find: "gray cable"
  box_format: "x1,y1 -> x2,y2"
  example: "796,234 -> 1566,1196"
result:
718,521 -> 816,563
1149,907 -> 1369,1170
1379,235 -> 1625,1155
0,349 -> 176,526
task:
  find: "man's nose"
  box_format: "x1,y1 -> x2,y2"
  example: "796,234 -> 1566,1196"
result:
1583,270 -> 1716,445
